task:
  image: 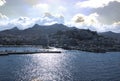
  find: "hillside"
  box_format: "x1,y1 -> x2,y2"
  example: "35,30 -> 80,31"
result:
0,24 -> 120,53
99,31 -> 120,40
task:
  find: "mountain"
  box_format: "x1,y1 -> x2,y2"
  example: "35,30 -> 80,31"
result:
0,24 -> 120,53
0,24 -> 71,45
0,24 -> 99,45
99,31 -> 120,40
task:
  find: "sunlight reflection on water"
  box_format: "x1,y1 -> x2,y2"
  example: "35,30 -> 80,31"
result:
0,49 -> 120,81
29,53 -> 72,81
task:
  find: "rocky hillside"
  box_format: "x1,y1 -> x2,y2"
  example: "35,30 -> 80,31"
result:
0,24 -> 120,53
99,31 -> 120,40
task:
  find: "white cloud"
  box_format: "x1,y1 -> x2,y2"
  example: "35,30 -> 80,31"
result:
99,24 -> 120,33
10,17 -> 36,29
0,0 -> 6,6
113,21 -> 120,26
44,21 -> 58,25
68,13 -> 120,32
0,13 -> 65,30
65,13 -> 110,32
71,13 -> 99,27
69,13 -> 120,32
36,12 -> 64,25
109,21 -> 120,32
33,3 -> 49,12
0,13 -> 9,20
76,0 -> 120,8
0,17 -> 36,30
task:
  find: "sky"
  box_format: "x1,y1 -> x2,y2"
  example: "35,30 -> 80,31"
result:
0,0 -> 120,32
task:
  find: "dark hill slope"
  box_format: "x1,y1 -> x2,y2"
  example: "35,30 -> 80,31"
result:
0,24 -> 120,52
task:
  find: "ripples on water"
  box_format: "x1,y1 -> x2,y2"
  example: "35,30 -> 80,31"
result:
0,48 -> 120,81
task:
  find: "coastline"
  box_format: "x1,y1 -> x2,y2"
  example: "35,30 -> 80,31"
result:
57,45 -> 120,53
0,45 -> 120,55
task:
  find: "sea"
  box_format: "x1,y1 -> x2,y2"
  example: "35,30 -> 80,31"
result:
0,47 -> 120,81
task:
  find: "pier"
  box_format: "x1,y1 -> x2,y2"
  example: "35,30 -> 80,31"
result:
0,51 -> 61,56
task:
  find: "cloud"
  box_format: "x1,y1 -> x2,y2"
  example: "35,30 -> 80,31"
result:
33,3 -> 49,12
76,0 -> 120,8
24,0 -> 40,5
72,14 -> 85,23
99,24 -> 120,33
112,21 -> 120,32
44,12 -> 52,18
75,1 -> 120,26
69,13 -> 120,32
30,3 -> 50,17
0,0 -> 6,6
68,13 -> 120,33
113,21 -> 120,26
10,17 -> 35,28
36,12 -> 64,25
0,17 -> 36,30
0,13 -> 65,30
106,21 -> 120,33
64,13 -> 110,32
71,13 -> 99,26
94,1 -> 120,25
0,13 -> 8,20
68,13 -> 120,32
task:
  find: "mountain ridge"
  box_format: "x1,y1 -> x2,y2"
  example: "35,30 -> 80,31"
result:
0,24 -> 120,53
99,31 -> 120,40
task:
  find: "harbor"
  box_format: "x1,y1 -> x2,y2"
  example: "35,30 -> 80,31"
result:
0,46 -> 62,56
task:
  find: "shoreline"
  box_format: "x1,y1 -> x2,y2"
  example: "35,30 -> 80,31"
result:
0,45 -> 120,54
0,51 -> 61,56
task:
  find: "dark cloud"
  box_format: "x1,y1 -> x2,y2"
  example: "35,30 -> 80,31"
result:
93,1 -> 120,25
75,16 -> 85,23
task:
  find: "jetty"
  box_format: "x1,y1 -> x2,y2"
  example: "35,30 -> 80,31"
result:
0,51 -> 61,56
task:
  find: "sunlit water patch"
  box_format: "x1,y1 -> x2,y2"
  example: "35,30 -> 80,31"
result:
0,48 -> 120,81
